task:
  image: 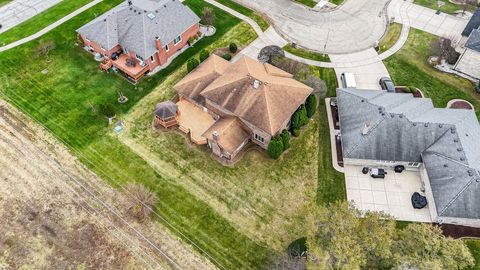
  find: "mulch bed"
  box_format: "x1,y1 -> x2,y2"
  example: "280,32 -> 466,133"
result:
331,105 -> 340,130
335,135 -> 344,167
395,87 -> 423,98
435,223 -> 480,239
449,100 -> 473,110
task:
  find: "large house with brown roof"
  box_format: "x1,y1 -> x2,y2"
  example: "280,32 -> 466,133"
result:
169,55 -> 312,161
76,0 -> 200,82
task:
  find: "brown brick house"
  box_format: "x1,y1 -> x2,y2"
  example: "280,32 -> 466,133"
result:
173,55 -> 313,160
76,0 -> 200,82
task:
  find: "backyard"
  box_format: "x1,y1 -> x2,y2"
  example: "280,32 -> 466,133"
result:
0,0 -> 284,268
414,0 -> 478,14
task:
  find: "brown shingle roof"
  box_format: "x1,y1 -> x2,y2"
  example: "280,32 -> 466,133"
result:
199,56 -> 313,135
202,117 -> 249,154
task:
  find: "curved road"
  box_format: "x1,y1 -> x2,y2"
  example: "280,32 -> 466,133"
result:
232,0 -> 390,54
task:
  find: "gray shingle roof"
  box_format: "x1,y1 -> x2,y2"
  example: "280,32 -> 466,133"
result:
337,88 -> 480,219
465,28 -> 480,52
77,0 -> 200,59
462,8 -> 480,36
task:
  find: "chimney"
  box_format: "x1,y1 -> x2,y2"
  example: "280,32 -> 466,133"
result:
128,0 -> 132,6
362,122 -> 371,135
212,131 -> 219,141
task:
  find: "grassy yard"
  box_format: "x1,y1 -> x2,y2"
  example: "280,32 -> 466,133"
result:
378,23 -> 402,53
295,0 -> 318,8
330,0 -> 344,5
384,28 -> 479,119
214,0 -> 270,31
413,0 -> 477,14
284,44 -> 331,62
0,0 -> 284,268
0,0 -> 93,46
0,0 -> 11,7
466,239 -> 480,270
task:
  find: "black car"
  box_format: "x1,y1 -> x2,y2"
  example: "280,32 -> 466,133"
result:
379,77 -> 395,92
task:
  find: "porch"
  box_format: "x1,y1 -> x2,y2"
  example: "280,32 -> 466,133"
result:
112,54 -> 149,81
176,98 -> 216,145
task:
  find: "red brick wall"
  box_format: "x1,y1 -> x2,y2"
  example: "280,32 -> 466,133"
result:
79,34 -> 120,57
155,23 -> 200,67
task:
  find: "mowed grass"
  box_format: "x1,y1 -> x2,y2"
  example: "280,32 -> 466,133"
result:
295,0 -> 317,8
0,0 -> 11,7
214,0 -> 270,31
413,0 -> 477,14
0,0 -> 93,46
0,0 -> 278,268
384,28 -> 479,119
466,239 -> 480,270
284,44 -> 331,62
378,23 -> 402,53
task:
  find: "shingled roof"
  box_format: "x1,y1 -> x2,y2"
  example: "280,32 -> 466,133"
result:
77,0 -> 200,59
465,28 -> 480,52
174,55 -> 313,136
462,8 -> 480,36
337,88 -> 480,219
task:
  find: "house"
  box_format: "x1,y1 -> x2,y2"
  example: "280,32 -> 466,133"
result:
337,88 -> 480,227
171,54 -> 313,161
454,8 -> 480,79
76,0 -> 200,82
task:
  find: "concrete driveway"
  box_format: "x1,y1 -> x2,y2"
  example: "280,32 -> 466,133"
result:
345,165 -> 432,222
0,0 -> 63,34
232,0 -> 389,54
330,48 -> 390,89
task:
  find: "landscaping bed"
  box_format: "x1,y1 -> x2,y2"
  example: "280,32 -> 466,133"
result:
378,23 -> 402,53
395,86 -> 424,98
448,100 -> 474,110
284,44 -> 331,62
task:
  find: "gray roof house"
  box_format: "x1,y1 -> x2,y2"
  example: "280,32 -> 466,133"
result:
337,88 -> 480,226
455,26 -> 480,79
77,0 -> 200,60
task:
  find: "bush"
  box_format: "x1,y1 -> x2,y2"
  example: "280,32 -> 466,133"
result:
475,81 -> 480,93
188,36 -> 195,44
222,53 -> 232,61
199,50 -> 210,62
187,58 -> 200,72
124,183 -> 158,222
292,128 -> 300,137
99,103 -> 115,118
446,49 -> 460,65
267,137 -> 284,159
280,129 -> 290,150
258,45 -> 285,63
304,75 -> 327,98
229,43 -> 238,53
305,94 -> 317,118
406,86 -> 418,94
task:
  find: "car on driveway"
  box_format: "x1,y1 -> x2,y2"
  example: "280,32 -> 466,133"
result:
379,77 -> 395,92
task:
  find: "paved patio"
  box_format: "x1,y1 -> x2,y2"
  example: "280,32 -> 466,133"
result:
344,165 -> 432,222
176,99 -> 215,145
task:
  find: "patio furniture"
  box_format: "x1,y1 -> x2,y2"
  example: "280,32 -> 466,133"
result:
370,168 -> 386,179
411,192 -> 428,209
394,165 -> 405,173
362,167 -> 369,174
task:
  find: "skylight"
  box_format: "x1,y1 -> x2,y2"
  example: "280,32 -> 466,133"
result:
147,13 -> 156,20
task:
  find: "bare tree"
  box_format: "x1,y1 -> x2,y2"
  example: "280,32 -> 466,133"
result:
124,183 -> 158,222
202,7 -> 216,30
36,41 -> 56,62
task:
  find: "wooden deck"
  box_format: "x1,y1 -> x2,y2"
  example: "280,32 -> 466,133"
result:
176,99 -> 215,145
112,54 -> 149,80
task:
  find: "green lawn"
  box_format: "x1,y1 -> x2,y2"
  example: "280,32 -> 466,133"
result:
0,0 -> 93,46
0,0 -> 11,7
330,0 -> 344,5
384,28 -> 479,119
295,0 -> 318,8
413,0 -> 477,14
214,0 -> 270,31
0,0 -> 279,268
284,44 -> 331,62
379,23 -> 402,53
466,239 -> 480,270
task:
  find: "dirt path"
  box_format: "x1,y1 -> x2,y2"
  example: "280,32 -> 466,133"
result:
0,100 -> 216,270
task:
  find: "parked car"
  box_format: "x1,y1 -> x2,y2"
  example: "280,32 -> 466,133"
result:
341,72 -> 357,88
394,165 -> 405,173
370,168 -> 387,178
379,77 -> 395,92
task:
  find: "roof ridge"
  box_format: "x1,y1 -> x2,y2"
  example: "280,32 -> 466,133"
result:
345,116 -> 386,157
262,84 -> 275,134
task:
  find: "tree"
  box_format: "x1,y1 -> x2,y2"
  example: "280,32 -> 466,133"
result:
392,223 -> 474,270
199,50 -> 210,62
202,7 -> 216,30
305,94 -> 317,118
187,58 -> 199,72
280,129 -> 290,150
124,183 -> 158,222
229,42 -> 238,53
304,75 -> 327,98
291,105 -> 308,133
36,40 -> 56,62
258,45 -> 285,63
475,81 -> 480,94
99,103 -> 115,118
221,53 -> 232,61
271,56 -> 309,80
267,137 -> 284,159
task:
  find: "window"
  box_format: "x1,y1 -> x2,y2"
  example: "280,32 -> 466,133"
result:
164,44 -> 169,52
254,134 -> 265,143
136,54 -> 143,61
124,47 -> 129,54
173,36 -> 182,45
150,54 -> 155,63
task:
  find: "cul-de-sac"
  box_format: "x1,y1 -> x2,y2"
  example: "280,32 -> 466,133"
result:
1,0 -> 480,269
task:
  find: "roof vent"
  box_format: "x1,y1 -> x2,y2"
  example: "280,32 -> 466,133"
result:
212,131 -> 219,141
438,124 -> 443,128
454,139 -> 459,143
390,114 -> 394,118
451,129 -> 456,134
399,114 -> 403,118
424,123 -> 429,127
460,157 -> 465,161
413,123 -> 417,126
253,79 -> 260,89
147,13 -> 156,19
457,148 -> 463,152
444,164 -> 448,167
468,170 -> 474,176
128,0 -> 132,5
362,122 -> 372,135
